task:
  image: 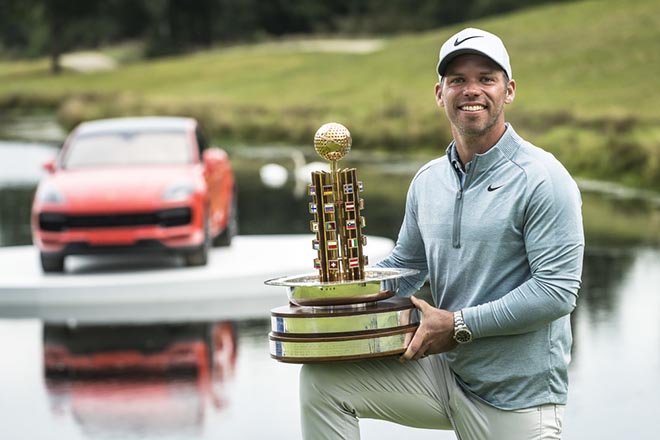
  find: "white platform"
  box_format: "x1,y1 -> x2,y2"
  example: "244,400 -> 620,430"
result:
0,235 -> 394,324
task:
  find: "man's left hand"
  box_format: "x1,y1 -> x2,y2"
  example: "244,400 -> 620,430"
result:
400,296 -> 457,362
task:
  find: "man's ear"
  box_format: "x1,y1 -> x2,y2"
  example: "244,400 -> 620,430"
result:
504,79 -> 516,104
435,83 -> 444,108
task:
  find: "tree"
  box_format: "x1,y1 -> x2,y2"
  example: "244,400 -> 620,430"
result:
43,0 -> 99,73
0,0 -> 577,71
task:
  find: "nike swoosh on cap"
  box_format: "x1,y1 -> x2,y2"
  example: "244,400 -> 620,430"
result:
454,35 -> 483,46
487,184 -> 504,192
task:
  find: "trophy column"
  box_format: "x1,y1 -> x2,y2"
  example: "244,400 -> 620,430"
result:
265,122 -> 419,363
310,169 -> 366,283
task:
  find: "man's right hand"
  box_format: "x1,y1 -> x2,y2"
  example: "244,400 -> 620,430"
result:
400,296 -> 457,362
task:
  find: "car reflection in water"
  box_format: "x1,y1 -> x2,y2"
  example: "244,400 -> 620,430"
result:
43,321 -> 237,438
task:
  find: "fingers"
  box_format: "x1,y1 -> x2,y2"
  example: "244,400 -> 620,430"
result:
400,297 -> 430,362
399,327 -> 427,362
400,344 -> 422,362
410,345 -> 429,361
400,296 -> 444,362
410,296 -> 435,315
410,295 -> 432,313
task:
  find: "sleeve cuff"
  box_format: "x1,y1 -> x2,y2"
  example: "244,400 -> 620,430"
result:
461,306 -> 481,339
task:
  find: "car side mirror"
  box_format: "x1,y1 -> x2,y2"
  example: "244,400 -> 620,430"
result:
43,160 -> 56,174
202,148 -> 227,169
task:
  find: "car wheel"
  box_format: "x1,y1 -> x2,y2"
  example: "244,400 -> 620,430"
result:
214,188 -> 238,247
185,245 -> 208,267
185,212 -> 210,267
41,252 -> 65,273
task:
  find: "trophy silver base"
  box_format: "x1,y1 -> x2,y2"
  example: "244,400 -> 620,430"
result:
267,267 -> 420,363
269,296 -> 419,363
269,325 -> 417,363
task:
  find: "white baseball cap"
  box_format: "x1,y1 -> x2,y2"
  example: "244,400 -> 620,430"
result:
436,28 -> 512,79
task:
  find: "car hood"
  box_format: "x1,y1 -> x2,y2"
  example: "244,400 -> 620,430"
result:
44,166 -> 201,212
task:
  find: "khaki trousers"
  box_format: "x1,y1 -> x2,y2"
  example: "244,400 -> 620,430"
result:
300,355 -> 564,440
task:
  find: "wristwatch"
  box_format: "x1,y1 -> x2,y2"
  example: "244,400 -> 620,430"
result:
453,310 -> 473,344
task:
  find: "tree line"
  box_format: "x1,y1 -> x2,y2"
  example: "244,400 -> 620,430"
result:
0,0 -> 573,73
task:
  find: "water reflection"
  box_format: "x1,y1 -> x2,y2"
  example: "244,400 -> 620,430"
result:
46,378 -> 206,438
0,139 -> 57,247
43,322 -> 237,439
0,115 -> 66,143
579,247 -> 634,321
0,185 -> 36,246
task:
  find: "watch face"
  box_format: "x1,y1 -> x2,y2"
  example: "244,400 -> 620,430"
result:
455,329 -> 472,344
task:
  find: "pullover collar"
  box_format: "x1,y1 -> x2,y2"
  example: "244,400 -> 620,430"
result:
446,123 -> 522,184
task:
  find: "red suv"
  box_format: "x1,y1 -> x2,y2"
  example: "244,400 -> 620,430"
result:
31,117 -> 237,272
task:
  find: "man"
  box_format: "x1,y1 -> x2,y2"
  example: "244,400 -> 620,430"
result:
300,28 -> 584,440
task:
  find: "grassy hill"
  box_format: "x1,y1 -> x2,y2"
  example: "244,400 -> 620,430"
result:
1,0 -> 659,187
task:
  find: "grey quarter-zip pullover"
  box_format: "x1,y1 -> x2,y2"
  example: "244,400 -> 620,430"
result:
377,124 -> 585,410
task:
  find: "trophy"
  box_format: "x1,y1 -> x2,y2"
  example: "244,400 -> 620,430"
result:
265,123 -> 419,363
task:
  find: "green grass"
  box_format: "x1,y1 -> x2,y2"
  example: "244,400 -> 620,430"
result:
581,191 -> 660,246
1,0 -> 659,187
2,1 -> 658,115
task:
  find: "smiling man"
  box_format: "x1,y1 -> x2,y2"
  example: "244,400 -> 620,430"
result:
299,28 -> 585,439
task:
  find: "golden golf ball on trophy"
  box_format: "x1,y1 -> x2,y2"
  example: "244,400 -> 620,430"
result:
313,122 -> 352,162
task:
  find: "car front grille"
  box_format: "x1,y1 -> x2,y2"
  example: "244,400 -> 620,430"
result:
39,207 -> 192,232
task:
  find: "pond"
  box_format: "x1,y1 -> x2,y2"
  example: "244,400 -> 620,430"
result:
1,117 -> 659,439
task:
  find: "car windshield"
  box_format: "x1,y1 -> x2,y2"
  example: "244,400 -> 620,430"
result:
62,130 -> 192,168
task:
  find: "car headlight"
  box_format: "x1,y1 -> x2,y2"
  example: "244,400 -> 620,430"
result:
161,182 -> 195,201
36,185 -> 65,204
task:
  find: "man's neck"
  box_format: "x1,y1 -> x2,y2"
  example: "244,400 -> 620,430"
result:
453,123 -> 507,165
